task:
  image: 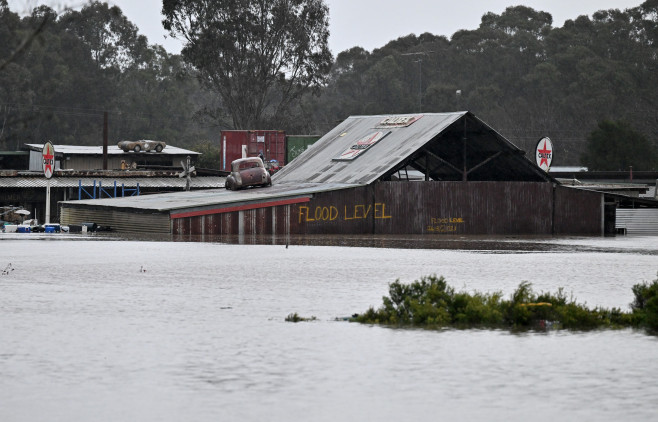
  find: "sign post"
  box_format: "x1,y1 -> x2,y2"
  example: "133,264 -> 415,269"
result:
535,137 -> 553,172
42,141 -> 55,224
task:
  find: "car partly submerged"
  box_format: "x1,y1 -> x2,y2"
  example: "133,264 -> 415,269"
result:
225,157 -> 272,191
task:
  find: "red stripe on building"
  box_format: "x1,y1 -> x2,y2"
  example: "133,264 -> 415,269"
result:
170,197 -> 310,219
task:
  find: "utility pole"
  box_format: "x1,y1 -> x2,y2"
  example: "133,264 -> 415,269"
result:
414,59 -> 422,112
102,111 -> 108,170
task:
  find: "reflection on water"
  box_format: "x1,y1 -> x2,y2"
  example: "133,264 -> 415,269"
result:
0,235 -> 657,421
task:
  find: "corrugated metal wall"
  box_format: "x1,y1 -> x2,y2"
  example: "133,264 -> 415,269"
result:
29,150 -> 61,171
65,156 -> 125,170
295,182 -> 557,235
553,186 -> 603,235
61,206 -> 170,233
616,209 -> 658,235
172,182 -> 604,236
172,203 -> 294,236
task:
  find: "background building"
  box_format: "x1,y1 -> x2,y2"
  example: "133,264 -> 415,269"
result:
60,112 -> 658,235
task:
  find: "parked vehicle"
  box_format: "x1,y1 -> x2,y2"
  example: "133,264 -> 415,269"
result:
118,140 -> 166,153
225,157 -> 272,191
267,159 -> 281,175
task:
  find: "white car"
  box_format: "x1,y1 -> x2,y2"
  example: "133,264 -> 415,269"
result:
117,140 -> 166,153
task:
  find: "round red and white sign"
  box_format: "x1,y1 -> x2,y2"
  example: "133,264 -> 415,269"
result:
535,137 -> 553,172
42,141 -> 55,179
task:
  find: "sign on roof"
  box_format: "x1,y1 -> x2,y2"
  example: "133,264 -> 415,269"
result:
376,115 -> 423,128
334,131 -> 390,161
535,137 -> 553,172
42,141 -> 55,179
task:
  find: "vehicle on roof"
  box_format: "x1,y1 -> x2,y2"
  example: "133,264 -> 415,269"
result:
117,140 -> 166,153
225,157 -> 272,191
266,159 -> 281,175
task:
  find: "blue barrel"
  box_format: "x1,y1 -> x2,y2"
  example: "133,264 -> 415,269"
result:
17,226 -> 31,233
45,226 -> 55,233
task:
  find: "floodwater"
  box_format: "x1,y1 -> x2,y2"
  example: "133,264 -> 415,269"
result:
1,233 -> 657,421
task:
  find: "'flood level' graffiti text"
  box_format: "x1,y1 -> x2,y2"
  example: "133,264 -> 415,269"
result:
299,203 -> 392,223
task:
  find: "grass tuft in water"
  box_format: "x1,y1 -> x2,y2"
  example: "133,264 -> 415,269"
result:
285,312 -> 317,323
353,274 -> 658,331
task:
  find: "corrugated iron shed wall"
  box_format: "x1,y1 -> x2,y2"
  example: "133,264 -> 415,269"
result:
616,209 -> 658,235
61,206 -> 170,233
294,182 -> 556,235
65,156 -> 131,170
553,186 -> 603,234
26,144 -> 200,171
172,203 -> 295,236
171,182 -> 604,236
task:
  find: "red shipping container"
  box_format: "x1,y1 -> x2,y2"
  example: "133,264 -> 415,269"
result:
220,130 -> 286,172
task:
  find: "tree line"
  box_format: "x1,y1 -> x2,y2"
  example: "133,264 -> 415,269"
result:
1,0 -> 657,169
0,0 -> 214,152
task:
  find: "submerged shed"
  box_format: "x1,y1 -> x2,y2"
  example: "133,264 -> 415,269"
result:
60,112 -> 608,236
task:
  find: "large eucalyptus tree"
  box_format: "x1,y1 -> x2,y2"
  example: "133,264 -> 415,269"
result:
162,0 -> 332,129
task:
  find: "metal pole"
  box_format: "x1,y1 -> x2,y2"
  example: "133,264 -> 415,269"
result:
418,59 -> 422,112
462,118 -> 468,182
45,179 -> 51,224
103,111 -> 108,170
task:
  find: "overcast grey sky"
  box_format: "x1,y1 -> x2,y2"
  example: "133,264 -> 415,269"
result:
8,0 -> 646,56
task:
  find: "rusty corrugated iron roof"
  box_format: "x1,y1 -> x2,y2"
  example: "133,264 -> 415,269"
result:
62,182 -> 352,212
273,112 -> 552,185
59,112 -> 557,217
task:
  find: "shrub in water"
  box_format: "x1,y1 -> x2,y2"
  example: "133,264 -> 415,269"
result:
354,274 -> 658,332
631,278 -> 658,330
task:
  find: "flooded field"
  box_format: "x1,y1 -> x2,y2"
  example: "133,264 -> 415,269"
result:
1,234 -> 657,421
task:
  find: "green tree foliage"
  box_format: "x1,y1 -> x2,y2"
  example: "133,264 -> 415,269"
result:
189,140 -> 220,169
0,1 -> 212,150
304,3 -> 658,164
162,0 -> 332,130
3,1 -> 658,167
581,120 -> 657,170
59,1 -> 148,71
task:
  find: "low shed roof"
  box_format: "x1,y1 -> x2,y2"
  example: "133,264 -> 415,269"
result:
25,144 -> 200,156
64,182 -> 350,213
0,176 -> 224,189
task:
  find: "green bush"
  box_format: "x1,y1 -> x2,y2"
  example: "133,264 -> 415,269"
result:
631,278 -> 658,330
353,274 -> 658,332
